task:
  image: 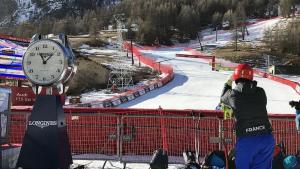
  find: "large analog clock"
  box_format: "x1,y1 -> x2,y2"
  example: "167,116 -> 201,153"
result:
23,39 -> 67,86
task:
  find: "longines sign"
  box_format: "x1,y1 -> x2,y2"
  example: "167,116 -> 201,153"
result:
28,121 -> 57,129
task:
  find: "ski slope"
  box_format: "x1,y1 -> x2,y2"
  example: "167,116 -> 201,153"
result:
119,49 -> 299,114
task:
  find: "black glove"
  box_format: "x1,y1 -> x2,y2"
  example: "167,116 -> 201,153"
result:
289,100 -> 300,110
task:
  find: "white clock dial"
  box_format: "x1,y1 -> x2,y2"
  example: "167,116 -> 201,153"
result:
22,40 -> 66,86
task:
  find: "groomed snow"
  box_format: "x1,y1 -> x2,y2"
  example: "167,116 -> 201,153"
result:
119,49 -> 299,114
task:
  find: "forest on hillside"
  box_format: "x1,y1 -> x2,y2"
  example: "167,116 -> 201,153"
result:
0,0 -> 299,55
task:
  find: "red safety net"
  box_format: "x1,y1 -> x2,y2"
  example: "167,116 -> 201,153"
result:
8,108 -> 299,163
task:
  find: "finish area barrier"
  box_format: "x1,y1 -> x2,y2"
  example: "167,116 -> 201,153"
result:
176,53 -> 216,71
8,108 -> 299,163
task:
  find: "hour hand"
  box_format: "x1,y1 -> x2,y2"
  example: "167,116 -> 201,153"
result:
39,53 -> 46,62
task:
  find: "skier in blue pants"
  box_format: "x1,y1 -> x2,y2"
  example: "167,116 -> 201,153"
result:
220,64 -> 275,169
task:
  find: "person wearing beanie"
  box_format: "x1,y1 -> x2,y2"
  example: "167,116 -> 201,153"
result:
220,64 -> 275,169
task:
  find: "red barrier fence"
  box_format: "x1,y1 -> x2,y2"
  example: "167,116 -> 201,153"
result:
125,43 -> 174,76
9,107 -> 299,163
123,42 -> 174,88
254,69 -> 300,95
176,53 -> 216,71
215,61 -> 300,95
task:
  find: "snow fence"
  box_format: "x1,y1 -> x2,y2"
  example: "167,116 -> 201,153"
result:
8,107 -> 299,164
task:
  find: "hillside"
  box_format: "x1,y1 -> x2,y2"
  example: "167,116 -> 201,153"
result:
0,0 -> 17,22
0,0 -> 120,25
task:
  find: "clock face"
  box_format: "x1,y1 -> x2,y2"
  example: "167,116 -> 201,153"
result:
23,40 -> 66,86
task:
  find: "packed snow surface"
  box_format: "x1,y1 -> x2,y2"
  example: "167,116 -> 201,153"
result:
119,48 -> 299,114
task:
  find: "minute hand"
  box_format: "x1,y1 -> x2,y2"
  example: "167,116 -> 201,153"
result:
44,53 -> 54,63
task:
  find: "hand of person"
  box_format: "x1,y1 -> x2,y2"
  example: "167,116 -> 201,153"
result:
226,75 -> 233,86
289,101 -> 296,107
289,100 -> 300,110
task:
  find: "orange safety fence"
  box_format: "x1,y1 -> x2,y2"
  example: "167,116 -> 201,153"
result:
8,107 -> 300,163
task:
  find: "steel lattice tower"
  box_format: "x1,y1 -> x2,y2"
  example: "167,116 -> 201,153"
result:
107,14 -> 133,92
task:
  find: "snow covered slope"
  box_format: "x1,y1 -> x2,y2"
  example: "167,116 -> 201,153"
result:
187,17 -> 283,49
119,49 -> 299,114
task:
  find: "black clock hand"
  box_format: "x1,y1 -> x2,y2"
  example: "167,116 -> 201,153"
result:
39,53 -> 46,63
44,53 -> 54,63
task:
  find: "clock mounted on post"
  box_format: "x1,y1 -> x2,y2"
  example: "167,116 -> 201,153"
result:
17,34 -> 75,169
22,34 -> 76,94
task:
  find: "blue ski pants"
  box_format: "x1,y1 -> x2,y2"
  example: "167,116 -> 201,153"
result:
235,133 -> 275,169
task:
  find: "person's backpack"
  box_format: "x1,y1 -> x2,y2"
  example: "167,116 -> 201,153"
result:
149,149 -> 168,169
202,150 -> 226,168
272,141 -> 286,169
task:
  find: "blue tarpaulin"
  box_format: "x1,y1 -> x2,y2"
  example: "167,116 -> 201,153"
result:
0,38 -> 26,79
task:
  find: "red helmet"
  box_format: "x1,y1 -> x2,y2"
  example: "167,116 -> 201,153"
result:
232,64 -> 253,81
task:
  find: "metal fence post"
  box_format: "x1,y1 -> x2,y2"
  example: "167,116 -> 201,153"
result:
194,116 -> 201,162
117,115 -> 123,161
218,119 -> 224,150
